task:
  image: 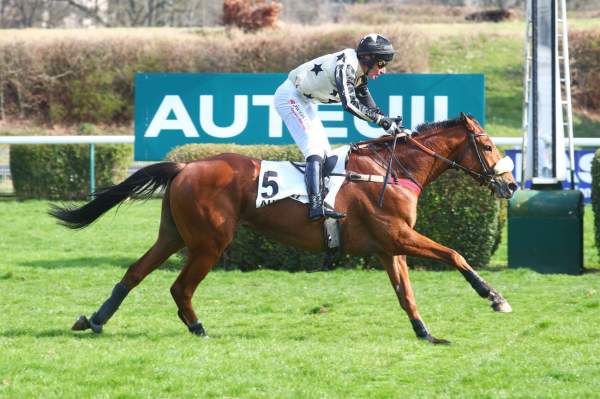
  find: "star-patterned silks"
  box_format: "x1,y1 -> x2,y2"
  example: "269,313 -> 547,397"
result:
303,93 -> 314,99
310,63 -> 323,76
330,89 -> 338,97
336,53 -> 345,62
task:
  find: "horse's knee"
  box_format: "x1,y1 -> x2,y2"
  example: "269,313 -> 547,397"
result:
449,250 -> 468,268
170,282 -> 192,305
170,283 -> 182,303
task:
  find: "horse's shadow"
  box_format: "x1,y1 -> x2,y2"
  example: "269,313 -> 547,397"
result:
17,257 -> 182,270
0,328 -> 181,339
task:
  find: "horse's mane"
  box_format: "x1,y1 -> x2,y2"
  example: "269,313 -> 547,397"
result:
352,116 -> 465,148
414,117 -> 464,135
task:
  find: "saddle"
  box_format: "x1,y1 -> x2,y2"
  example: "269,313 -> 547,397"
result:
255,147 -> 350,271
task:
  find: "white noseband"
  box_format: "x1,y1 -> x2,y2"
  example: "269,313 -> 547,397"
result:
493,156 -> 514,176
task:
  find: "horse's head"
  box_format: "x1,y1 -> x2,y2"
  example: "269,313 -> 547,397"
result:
452,113 -> 518,199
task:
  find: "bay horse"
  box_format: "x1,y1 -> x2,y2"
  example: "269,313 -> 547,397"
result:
50,113 -> 517,344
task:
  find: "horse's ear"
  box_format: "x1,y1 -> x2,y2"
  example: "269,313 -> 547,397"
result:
462,113 -> 483,132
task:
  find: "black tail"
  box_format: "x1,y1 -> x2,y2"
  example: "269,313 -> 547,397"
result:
49,162 -> 185,229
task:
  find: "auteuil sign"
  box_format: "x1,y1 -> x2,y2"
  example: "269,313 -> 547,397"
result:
135,73 -> 484,160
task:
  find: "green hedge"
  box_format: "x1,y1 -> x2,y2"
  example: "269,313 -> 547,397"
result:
2,26 -> 598,125
10,144 -> 132,200
167,143 -> 304,162
591,149 -> 600,256
410,169 -> 501,269
167,144 -> 503,270
0,26 -> 427,125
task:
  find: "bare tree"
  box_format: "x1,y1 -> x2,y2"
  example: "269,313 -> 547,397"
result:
0,0 -> 46,27
55,0 -> 110,26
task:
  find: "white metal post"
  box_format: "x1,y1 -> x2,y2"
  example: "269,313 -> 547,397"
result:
560,0 -> 575,189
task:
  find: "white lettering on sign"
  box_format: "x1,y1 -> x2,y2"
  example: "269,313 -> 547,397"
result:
144,94 -> 450,139
252,95 -> 282,138
318,104 -> 347,138
200,95 -> 248,138
411,96 -> 425,129
434,96 -> 448,122
354,95 -> 404,138
145,95 -> 199,138
577,153 -> 593,184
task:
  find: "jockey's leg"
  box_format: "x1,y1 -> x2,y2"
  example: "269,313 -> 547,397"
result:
273,82 -> 344,220
305,155 -> 345,220
303,106 -> 344,220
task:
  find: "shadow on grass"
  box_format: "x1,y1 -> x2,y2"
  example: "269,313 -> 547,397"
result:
0,328 -> 182,339
17,257 -> 182,270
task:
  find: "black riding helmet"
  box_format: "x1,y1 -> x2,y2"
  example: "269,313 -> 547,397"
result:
356,34 -> 395,70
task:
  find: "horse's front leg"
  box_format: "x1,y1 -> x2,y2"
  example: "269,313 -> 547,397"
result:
394,227 -> 512,314
378,254 -> 450,345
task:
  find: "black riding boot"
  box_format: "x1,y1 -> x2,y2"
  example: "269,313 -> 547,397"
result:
305,155 -> 345,221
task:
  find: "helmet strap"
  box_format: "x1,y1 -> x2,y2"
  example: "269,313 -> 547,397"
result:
359,55 -> 375,75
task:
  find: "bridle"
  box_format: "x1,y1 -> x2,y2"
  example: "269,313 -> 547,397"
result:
406,129 -> 497,186
348,123 -> 514,206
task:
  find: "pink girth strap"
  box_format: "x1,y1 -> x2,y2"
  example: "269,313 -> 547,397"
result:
388,177 -> 422,196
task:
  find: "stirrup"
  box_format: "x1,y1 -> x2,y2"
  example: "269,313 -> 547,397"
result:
323,207 -> 345,219
309,206 -> 345,220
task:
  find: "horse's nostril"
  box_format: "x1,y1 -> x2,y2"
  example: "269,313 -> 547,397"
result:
508,182 -> 518,192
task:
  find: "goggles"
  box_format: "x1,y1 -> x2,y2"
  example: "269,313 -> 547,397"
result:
375,53 -> 394,68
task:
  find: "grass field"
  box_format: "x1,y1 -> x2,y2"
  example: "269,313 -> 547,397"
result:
1,200 -> 600,398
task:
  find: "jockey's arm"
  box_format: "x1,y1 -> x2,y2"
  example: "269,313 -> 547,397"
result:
355,78 -> 381,113
335,64 -> 384,125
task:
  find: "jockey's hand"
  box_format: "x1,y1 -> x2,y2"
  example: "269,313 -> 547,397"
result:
378,116 -> 399,134
398,127 -> 413,137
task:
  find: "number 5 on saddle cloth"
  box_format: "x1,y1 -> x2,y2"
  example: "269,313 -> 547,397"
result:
255,145 -> 349,270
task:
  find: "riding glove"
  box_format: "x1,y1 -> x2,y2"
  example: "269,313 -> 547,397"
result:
378,116 -> 401,135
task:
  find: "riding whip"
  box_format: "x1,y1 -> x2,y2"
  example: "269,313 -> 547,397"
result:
378,129 -> 401,208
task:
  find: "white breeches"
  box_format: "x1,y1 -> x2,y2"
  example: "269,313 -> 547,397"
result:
274,79 -> 331,160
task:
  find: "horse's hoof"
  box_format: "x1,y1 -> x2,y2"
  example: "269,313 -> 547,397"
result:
492,300 -> 513,313
88,314 -> 103,333
71,315 -> 91,331
422,334 -> 451,345
189,322 -> 207,337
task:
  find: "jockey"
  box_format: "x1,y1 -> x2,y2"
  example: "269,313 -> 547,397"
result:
274,33 -> 400,221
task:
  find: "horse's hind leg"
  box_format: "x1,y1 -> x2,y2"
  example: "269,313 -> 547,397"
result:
169,248 -> 224,336
379,254 -> 449,345
72,196 -> 184,333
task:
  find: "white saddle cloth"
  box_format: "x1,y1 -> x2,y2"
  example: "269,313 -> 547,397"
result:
256,145 -> 350,209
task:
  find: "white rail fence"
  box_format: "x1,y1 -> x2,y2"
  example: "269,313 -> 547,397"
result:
2,135 -> 600,195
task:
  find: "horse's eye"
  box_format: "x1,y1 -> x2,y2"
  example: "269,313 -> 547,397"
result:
483,145 -> 492,152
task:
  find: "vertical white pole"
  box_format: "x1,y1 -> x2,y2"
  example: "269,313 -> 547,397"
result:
521,0 -> 532,189
561,0 -> 576,189
90,143 -> 95,196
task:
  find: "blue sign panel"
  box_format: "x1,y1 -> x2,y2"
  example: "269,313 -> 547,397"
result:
135,73 -> 485,160
506,149 -> 594,203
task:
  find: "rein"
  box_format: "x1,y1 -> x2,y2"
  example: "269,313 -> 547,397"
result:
406,131 -> 494,185
346,125 -> 497,206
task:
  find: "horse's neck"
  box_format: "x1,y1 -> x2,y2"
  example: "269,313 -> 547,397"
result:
349,127 -> 466,188
404,129 -> 467,188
